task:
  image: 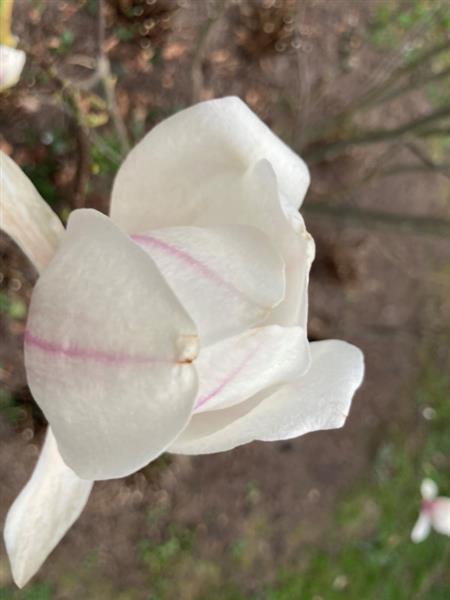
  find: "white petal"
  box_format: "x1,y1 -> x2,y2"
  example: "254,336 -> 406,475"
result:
194,325 -> 310,413
0,45 -> 26,91
110,97 -> 309,233
170,340 -> 364,455
24,209 -> 198,480
133,225 -> 285,345
240,160 -> 315,328
431,498 -> 450,536
4,429 -> 93,588
0,151 -> 64,272
411,512 -> 431,543
421,478 -> 438,500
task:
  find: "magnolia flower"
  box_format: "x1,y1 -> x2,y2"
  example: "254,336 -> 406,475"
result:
0,44 -> 26,91
411,478 -> 450,542
1,97 -> 364,587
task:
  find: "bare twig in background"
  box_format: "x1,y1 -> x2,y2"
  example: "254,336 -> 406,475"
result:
191,0 -> 227,103
348,1 -> 446,108
291,0 -> 312,149
304,104 -> 450,162
18,41 -> 91,209
304,202 -> 450,239
301,33 -> 450,149
97,0 -> 130,154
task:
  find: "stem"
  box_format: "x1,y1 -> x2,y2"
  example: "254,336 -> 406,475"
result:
18,41 -> 91,208
191,0 -> 227,103
382,163 -> 450,180
304,105 -> 450,162
303,201 -> 450,238
301,36 -> 450,148
97,0 -> 130,154
369,65 -> 450,108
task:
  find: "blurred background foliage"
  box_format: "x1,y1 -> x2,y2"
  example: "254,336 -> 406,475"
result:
0,0 -> 449,598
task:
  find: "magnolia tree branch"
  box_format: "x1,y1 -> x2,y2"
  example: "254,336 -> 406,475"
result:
18,41 -> 91,209
301,31 -> 450,150
304,104 -> 450,162
191,0 -> 227,103
303,202 -> 450,238
97,0 -> 130,154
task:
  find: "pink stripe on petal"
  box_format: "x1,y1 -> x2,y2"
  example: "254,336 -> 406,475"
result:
24,330 -> 177,366
131,233 -> 250,303
194,345 -> 260,411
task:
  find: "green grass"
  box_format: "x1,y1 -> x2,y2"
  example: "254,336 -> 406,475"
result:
0,583 -> 52,600
266,362 -> 450,600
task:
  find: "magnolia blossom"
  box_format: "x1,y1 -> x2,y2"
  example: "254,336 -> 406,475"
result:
0,44 -> 26,91
1,97 -> 364,587
411,478 -> 450,542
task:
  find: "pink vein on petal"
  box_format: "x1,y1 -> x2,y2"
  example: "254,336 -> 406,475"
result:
131,233 -> 250,303
24,330 -> 175,365
194,345 -> 260,412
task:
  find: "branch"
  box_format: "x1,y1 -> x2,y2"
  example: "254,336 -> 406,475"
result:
304,105 -> 450,162
367,65 -> 450,109
353,38 -> 450,113
191,0 -> 227,103
382,163 -> 450,180
19,41 -> 91,208
301,35 -> 450,147
97,0 -> 130,154
303,201 -> 450,238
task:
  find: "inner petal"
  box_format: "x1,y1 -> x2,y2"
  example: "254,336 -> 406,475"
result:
132,224 -> 285,345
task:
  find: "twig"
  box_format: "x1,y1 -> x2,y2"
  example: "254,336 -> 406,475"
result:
402,141 -> 450,179
363,65 -> 450,110
382,163 -> 450,180
303,201 -> 450,238
19,41 -> 91,208
97,0 -> 130,154
304,104 -> 450,162
301,36 -> 450,147
191,0 -> 227,103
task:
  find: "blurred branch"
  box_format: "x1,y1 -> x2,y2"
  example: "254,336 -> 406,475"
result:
303,202 -> 450,238
402,141 -> 450,179
366,65 -> 450,109
301,36 -> 450,149
353,38 -> 450,114
97,0 -> 130,154
19,41 -> 91,208
304,104 -> 450,162
382,163 -> 450,180
191,0 -> 227,103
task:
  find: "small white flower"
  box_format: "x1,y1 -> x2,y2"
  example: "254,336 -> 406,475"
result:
0,44 -> 26,91
411,478 -> 450,542
0,97 -> 364,586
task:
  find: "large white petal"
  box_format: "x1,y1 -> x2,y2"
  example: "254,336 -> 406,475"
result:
110,97 -> 309,234
411,512 -> 431,543
236,160 -> 314,328
170,340 -> 364,455
24,209 -> 198,480
133,225 -> 285,345
4,429 -> 93,588
0,151 -> 64,272
0,45 -> 26,91
194,325 -> 310,413
431,498 -> 450,536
